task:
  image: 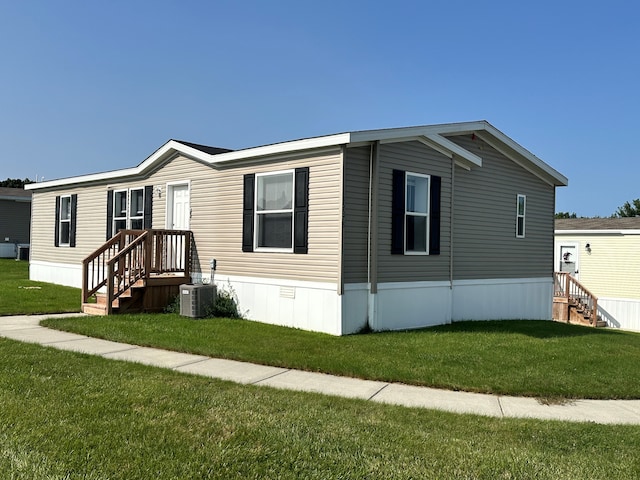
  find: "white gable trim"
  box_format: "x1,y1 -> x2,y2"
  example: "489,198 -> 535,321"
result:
26,121 -> 566,191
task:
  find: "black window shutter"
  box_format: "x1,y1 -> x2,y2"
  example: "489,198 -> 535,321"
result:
242,174 -> 255,252
144,185 -> 153,229
391,169 -> 405,254
429,175 -> 441,255
54,196 -> 60,247
106,189 -> 113,240
294,167 -> 309,254
69,194 -> 77,247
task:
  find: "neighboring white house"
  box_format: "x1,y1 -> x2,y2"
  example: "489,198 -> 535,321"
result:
555,217 -> 640,331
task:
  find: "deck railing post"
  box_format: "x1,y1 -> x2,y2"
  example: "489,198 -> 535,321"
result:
145,230 -> 153,278
185,230 -> 192,281
106,263 -> 114,315
81,260 -> 89,304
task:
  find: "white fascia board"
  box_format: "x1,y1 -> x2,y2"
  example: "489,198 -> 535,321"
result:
555,229 -> 640,235
208,133 -> 351,165
474,125 -> 568,187
25,140 -> 210,190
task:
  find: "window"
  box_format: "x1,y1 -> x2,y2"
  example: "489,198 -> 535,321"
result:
113,190 -> 128,233
54,194 -> 77,247
405,173 -> 430,253
242,168 -> 309,253
392,169 -> 441,255
106,186 -> 152,239
59,196 -> 72,245
130,189 -> 144,230
256,172 -> 294,249
516,194 -> 526,238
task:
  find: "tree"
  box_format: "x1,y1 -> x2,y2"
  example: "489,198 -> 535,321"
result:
614,199 -> 640,217
0,178 -> 33,188
555,212 -> 577,219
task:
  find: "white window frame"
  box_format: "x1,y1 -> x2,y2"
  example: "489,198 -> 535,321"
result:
516,194 -> 526,238
58,195 -> 72,246
254,169 -> 295,253
128,188 -> 145,230
404,172 -> 430,255
112,188 -> 145,233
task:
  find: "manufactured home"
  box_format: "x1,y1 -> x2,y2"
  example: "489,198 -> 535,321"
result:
26,121 -> 567,335
0,187 -> 31,259
555,217 -> 640,331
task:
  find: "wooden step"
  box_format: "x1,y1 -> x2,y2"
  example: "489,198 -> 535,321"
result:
82,303 -> 109,315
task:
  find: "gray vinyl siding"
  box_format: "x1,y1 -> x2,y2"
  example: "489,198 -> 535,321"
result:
0,199 -> 31,243
342,146 -> 371,284
447,135 -> 554,279
376,141 -> 452,283
30,148 -> 343,285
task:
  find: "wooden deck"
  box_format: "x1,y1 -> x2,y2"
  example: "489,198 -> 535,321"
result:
81,229 -> 192,315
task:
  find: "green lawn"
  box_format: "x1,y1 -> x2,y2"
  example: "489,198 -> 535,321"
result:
1,338 -> 639,480
0,259 -> 81,315
43,314 -> 640,400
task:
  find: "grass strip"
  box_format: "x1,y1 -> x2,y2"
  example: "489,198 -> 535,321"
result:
1,338 -> 639,479
43,314 -> 640,399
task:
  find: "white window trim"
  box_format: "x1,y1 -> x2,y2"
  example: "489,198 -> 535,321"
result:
113,188 -> 146,233
516,194 -> 526,238
58,194 -> 72,247
254,169 -> 295,253
128,188 -> 145,229
404,172 -> 430,255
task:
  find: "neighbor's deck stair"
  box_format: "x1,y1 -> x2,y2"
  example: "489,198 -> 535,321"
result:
81,229 -> 192,315
553,272 -> 606,327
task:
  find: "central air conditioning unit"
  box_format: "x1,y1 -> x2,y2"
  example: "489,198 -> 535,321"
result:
179,284 -> 216,318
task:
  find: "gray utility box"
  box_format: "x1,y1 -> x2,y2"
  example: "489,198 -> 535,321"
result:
179,284 -> 216,318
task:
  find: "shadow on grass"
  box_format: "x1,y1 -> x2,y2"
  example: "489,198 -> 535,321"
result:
408,320 -> 626,339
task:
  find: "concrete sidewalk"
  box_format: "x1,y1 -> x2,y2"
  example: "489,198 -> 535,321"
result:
1,314 -> 639,425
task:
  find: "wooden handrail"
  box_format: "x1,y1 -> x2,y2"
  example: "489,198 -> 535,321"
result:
106,231 -> 149,314
82,229 -> 192,311
554,272 -> 599,325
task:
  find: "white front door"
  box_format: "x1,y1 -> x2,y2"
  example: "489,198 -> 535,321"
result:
169,184 -> 190,230
167,184 -> 190,270
558,242 -> 579,279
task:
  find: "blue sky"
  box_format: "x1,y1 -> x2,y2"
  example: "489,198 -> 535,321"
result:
1,1 -> 637,217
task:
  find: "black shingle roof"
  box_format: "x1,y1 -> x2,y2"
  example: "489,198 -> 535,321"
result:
174,140 -> 233,156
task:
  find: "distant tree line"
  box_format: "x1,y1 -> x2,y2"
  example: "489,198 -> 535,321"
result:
0,178 -> 33,188
556,198 -> 640,219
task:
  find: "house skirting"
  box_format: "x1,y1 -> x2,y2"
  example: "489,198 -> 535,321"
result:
598,297 -> 640,332
212,274 -> 343,335
30,260 -> 82,288
343,277 -> 554,334
29,262 -> 554,336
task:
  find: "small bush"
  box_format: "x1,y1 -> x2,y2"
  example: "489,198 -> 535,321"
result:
164,295 -> 180,314
207,282 -> 243,319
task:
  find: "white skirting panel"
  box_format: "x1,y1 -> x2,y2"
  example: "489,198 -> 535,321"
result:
213,274 -> 343,336
598,297 -> 640,332
30,260 -> 82,288
452,277 -> 553,321
342,284 -> 369,334
374,281 -> 453,332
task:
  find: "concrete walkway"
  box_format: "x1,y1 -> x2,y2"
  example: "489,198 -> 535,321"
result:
1,314 -> 639,425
